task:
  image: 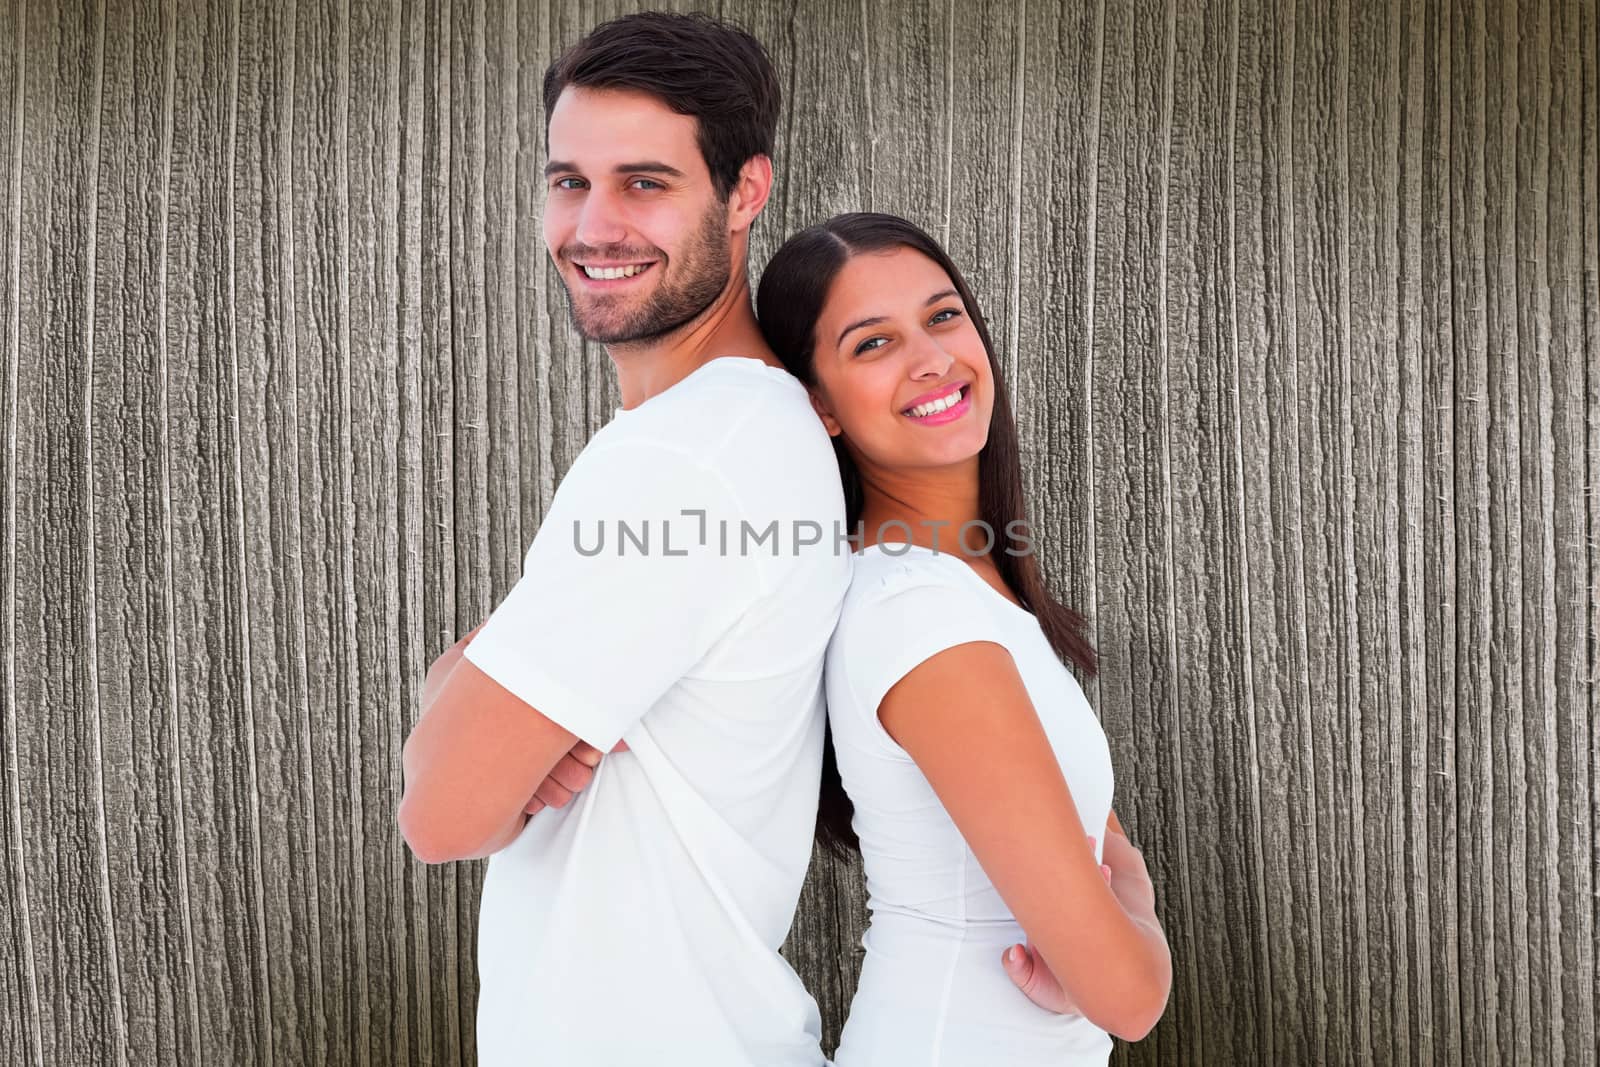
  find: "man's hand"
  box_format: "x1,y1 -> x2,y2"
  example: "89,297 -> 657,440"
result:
1002,835 -> 1117,1015
523,739 -> 629,815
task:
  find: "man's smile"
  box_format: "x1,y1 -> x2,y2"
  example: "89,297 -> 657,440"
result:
573,260 -> 659,286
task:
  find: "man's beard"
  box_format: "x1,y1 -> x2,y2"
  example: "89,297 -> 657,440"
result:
560,203 -> 732,345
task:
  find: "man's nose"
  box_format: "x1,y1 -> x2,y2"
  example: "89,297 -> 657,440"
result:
574,190 -> 627,248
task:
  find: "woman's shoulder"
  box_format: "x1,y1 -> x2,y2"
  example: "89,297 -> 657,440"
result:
845,543 -> 971,598
835,545 -> 994,640
828,545 -> 1011,712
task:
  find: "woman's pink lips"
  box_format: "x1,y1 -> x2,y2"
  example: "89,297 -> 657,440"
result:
903,385 -> 972,426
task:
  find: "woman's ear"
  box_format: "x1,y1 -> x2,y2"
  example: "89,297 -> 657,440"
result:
809,390 -> 843,437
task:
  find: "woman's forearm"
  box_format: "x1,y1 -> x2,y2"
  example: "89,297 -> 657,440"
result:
1031,894 -> 1170,1040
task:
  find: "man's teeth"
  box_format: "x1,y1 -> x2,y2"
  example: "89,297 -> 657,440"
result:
907,387 -> 964,418
581,264 -> 648,280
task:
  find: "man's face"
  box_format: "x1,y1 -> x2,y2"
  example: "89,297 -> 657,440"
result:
543,87 -> 732,345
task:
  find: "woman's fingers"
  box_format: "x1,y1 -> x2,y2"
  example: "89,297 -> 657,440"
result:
1086,835 -> 1112,884
1002,943 -> 1036,986
1002,942 -> 1078,1015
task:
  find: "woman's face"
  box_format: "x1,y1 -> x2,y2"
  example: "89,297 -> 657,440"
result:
808,246 -> 994,473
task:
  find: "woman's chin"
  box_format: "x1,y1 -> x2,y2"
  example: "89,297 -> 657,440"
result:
898,439 -> 988,471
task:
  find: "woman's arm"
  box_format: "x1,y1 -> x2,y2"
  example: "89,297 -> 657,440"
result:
878,642 -> 1172,1041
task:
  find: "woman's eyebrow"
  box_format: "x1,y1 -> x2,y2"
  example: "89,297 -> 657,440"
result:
837,315 -> 887,346
837,289 -> 963,346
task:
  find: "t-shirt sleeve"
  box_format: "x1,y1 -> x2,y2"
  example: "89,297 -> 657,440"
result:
833,558 -> 1008,741
462,438 -> 765,751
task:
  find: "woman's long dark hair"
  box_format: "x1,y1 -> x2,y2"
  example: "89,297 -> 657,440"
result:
755,212 -> 1098,859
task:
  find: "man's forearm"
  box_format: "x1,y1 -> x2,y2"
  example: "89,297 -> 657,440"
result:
459,810 -> 530,860
421,624 -> 485,709
400,631 -> 578,864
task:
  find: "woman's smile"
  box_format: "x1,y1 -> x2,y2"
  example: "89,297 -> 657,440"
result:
901,382 -> 973,425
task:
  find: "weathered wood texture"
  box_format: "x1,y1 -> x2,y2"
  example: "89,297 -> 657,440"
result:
0,0 -> 1595,1063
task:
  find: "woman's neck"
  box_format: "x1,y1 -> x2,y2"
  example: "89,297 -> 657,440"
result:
856,457 -> 984,557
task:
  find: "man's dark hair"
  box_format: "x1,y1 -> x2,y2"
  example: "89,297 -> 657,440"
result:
543,12 -> 781,202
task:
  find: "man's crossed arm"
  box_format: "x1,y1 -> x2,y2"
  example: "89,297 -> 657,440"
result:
397,625 -> 619,864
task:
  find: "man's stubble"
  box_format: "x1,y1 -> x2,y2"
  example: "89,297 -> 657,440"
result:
561,200 -> 733,346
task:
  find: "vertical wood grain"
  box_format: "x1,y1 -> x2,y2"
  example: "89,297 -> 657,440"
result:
0,0 -> 44,1062
10,3 -> 127,1062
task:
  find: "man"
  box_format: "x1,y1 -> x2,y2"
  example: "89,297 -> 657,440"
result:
397,12 -> 850,1066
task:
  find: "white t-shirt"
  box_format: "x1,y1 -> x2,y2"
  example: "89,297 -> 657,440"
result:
463,356 -> 851,1066
825,544 -> 1116,1066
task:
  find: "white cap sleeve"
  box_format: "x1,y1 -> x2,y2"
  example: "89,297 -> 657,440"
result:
463,439 -> 763,751
831,556 -> 1007,740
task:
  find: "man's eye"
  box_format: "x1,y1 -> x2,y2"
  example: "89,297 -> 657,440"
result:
854,336 -> 888,355
552,177 -> 585,191
631,178 -> 663,191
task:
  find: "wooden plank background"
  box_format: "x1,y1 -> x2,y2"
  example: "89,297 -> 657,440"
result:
0,0 -> 1595,1063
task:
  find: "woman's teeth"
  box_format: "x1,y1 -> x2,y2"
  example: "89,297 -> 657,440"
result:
906,386 -> 964,418
582,264 -> 648,280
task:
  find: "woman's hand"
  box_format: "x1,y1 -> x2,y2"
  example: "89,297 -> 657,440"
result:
1002,939 -> 1077,1014
1102,828 -> 1158,921
1002,836 -> 1115,1014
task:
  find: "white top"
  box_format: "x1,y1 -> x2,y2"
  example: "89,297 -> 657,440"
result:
825,544 -> 1116,1066
464,356 -> 851,1066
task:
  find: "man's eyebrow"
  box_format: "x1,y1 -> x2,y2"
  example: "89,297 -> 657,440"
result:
613,161 -> 685,177
836,290 -> 963,347
542,160 -> 686,178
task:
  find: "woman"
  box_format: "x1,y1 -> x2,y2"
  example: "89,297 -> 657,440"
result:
756,213 -> 1171,1064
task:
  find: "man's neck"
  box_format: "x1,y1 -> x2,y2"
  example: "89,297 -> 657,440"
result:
607,273 -> 784,411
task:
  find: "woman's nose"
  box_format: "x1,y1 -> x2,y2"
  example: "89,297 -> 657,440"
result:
906,334 -> 956,380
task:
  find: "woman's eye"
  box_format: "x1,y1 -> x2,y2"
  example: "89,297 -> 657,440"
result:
929,308 -> 962,325
853,336 -> 889,356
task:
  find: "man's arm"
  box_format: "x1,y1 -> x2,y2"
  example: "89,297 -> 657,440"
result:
399,654 -> 579,864
420,623 -> 484,708
428,621 -> 632,816
399,443 -> 762,856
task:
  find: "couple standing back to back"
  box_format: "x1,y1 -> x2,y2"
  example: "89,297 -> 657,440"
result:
397,12 -> 1172,1066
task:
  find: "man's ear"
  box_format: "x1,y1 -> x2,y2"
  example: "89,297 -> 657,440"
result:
727,154 -> 774,234
809,390 -> 843,437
